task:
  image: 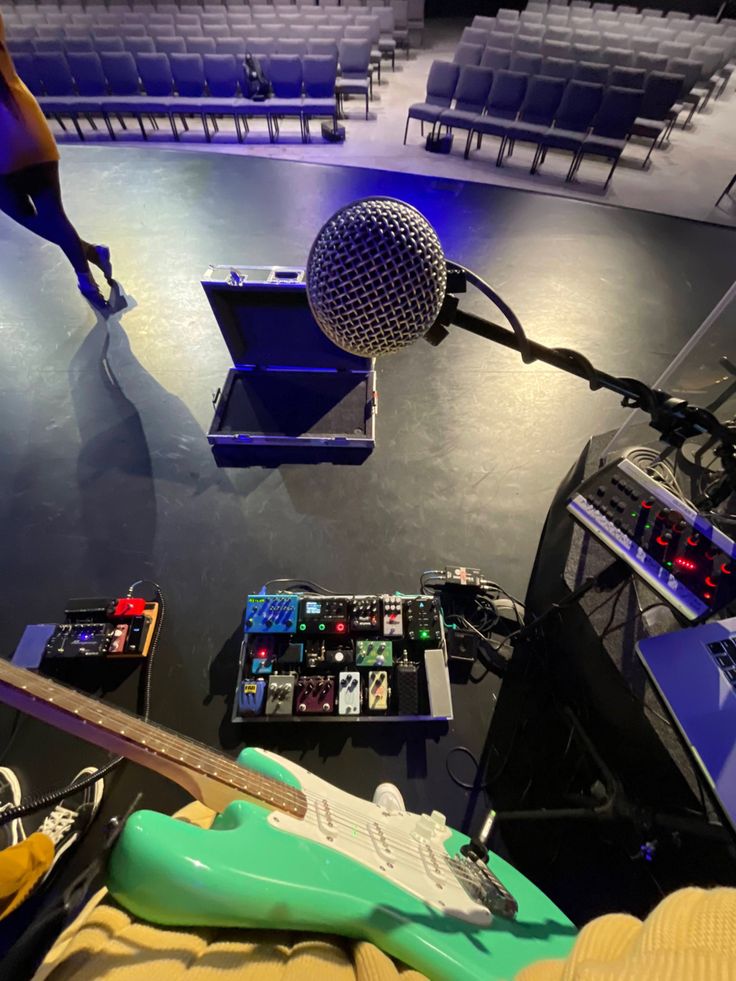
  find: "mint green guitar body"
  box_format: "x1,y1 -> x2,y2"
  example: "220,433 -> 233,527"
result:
108,749 -> 576,981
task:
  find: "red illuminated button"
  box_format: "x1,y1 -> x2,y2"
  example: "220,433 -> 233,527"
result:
687,536 -> 700,547
721,563 -> 732,575
705,577 -> 718,589
336,622 -> 346,633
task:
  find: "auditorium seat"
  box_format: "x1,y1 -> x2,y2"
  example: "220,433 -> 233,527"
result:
403,58 -> 459,143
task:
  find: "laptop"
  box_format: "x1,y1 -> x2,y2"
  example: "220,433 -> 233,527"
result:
636,617 -> 736,834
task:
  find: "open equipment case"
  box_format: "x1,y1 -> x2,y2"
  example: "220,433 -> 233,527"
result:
203,266 -> 376,452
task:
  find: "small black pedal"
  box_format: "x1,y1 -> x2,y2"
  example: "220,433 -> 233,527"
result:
396,661 -> 419,715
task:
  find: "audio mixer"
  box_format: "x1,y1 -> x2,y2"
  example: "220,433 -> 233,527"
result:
233,592 -> 451,723
568,457 -> 736,620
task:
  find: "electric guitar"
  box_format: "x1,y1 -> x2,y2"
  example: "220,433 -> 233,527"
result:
0,659 -> 576,980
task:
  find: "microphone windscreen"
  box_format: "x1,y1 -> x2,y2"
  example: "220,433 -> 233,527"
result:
306,197 -> 448,358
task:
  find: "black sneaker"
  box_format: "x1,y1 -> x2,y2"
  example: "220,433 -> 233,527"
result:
37,767 -> 104,878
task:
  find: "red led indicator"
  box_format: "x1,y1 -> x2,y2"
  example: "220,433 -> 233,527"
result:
722,564 -> 732,576
257,648 -> 269,659
656,536 -> 669,547
674,557 -> 697,571
704,592 -> 713,601
705,577 -> 717,589
687,537 -> 699,547
641,500 -> 653,509
336,622 -> 346,633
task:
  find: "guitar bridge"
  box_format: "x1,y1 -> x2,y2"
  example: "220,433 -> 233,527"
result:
448,854 -> 519,920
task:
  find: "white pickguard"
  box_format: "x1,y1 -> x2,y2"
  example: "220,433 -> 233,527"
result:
260,751 -> 492,927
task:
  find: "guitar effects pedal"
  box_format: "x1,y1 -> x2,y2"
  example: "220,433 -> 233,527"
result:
238,678 -> 267,716
297,598 -> 349,635
295,676 -> 335,714
244,595 -> 299,634
349,597 -> 380,632
325,644 -> 354,665
382,596 -> 403,637
249,636 -> 276,674
404,598 -> 440,642
355,640 -> 393,667
368,670 -> 390,711
265,674 -> 297,715
396,659 -> 419,715
338,671 -> 361,715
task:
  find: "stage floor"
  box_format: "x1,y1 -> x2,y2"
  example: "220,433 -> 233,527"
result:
0,146 -> 734,935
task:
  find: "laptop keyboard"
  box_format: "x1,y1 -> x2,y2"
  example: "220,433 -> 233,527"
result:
706,638 -> 736,691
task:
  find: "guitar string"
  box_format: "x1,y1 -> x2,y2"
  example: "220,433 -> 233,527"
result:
2,675 -> 479,875
0,675 -> 490,881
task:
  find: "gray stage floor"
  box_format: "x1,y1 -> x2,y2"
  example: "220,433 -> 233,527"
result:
0,146 -> 734,939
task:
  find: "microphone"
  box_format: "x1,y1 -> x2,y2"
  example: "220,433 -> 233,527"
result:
305,197 -> 736,497
306,197 -> 448,358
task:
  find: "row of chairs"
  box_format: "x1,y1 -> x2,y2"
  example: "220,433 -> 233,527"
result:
16,50 -> 339,141
472,46 -> 712,130
521,2 -> 732,26
12,34 -> 344,57
4,0 -> 408,6
455,28 -> 733,105
406,60 -> 688,185
2,0 -> 426,38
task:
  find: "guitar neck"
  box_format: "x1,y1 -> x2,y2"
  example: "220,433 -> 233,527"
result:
0,658 -> 306,817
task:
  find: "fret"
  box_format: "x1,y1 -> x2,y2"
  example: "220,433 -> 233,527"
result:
0,658 -> 307,818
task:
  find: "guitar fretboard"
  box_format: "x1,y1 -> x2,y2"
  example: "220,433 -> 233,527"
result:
0,657 -> 307,817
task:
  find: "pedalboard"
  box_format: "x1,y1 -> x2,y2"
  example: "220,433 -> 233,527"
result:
233,592 -> 451,723
568,457 -> 736,620
42,597 -> 159,660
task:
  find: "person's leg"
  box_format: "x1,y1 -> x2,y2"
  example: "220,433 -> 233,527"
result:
24,161 -> 91,276
0,174 -> 40,238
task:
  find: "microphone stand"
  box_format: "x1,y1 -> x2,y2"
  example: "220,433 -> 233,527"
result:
429,283 -> 736,507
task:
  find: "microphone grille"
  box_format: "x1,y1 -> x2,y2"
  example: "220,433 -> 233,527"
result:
306,197 -> 447,357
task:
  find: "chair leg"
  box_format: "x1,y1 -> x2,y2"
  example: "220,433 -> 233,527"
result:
464,129 -> 473,159
54,114 -> 67,131
234,114 -> 243,143
604,155 -> 619,190
565,152 -> 578,182
181,115 -> 189,132
715,173 -> 736,207
403,116 -> 410,144
365,92 -> 369,119
420,120 -> 424,136
202,114 -> 211,142
86,114 -> 97,130
642,135 -> 658,169
495,136 -> 506,167
531,144 -> 542,174
168,113 -> 179,141
117,114 -> 127,130
137,115 -> 147,140
72,115 -> 84,140
507,137 -> 515,158
477,131 -> 482,149
103,114 -> 115,140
